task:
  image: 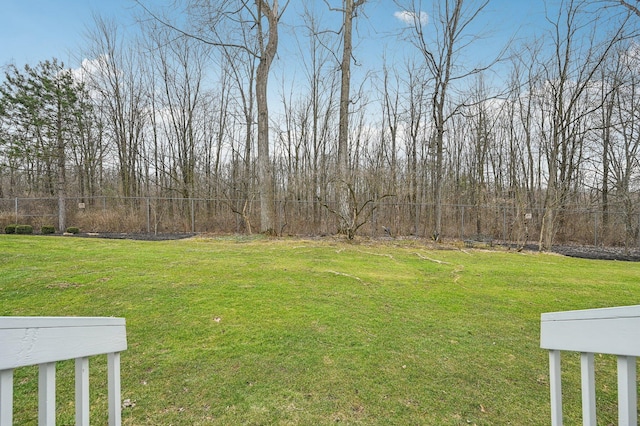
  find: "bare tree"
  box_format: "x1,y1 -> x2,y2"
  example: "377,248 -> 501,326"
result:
314,0 -> 366,238
138,0 -> 288,234
401,59 -> 428,235
596,53 -> 622,242
254,0 -> 283,235
145,25 -> 209,201
278,3 -> 339,230
604,0 -> 640,16
400,0 -> 493,241
464,74 -> 496,236
374,60 -> 402,234
69,80 -> 104,202
84,16 -> 148,199
536,0 -> 628,250
381,60 -> 400,194
610,43 -> 640,249
199,62 -> 232,209
511,41 -> 545,212
220,46 -> 257,233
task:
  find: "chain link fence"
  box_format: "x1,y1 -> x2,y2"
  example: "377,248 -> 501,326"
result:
1,196 -> 638,248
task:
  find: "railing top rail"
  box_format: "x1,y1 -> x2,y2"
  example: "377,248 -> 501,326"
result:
0,316 -> 127,370
541,304 -> 640,322
0,316 -> 125,329
541,305 -> 640,356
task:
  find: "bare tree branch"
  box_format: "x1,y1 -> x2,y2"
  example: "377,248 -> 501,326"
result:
134,0 -> 259,57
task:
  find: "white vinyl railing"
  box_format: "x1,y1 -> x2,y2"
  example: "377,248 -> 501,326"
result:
0,317 -> 127,426
541,305 -> 640,426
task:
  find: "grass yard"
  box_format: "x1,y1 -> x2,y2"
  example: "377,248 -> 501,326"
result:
1,235 -> 639,425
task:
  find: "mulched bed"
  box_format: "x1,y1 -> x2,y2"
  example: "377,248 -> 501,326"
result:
550,245 -> 640,262
507,243 -> 640,262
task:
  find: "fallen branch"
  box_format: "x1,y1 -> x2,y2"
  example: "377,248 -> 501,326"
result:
357,250 -> 394,260
326,270 -> 363,282
415,253 -> 451,265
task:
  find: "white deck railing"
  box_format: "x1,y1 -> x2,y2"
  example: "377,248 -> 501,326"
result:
0,317 -> 127,426
541,305 -> 640,426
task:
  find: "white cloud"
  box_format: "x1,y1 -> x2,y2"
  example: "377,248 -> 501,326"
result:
621,42 -> 640,69
394,10 -> 428,26
70,56 -> 108,83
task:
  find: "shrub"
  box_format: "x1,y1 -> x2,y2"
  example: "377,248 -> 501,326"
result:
15,225 -> 33,235
5,224 -> 17,234
66,226 -> 80,234
41,225 -> 56,234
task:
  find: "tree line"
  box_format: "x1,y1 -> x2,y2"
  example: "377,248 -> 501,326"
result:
1,0 -> 639,249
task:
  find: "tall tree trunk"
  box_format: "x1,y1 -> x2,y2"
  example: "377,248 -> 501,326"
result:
337,0 -> 366,238
337,0 -> 354,235
255,0 -> 280,235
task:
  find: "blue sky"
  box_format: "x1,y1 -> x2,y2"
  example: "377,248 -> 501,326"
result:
1,0 -> 132,68
2,0 -> 546,71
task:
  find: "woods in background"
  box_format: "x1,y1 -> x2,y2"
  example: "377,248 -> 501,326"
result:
1,0 -> 639,249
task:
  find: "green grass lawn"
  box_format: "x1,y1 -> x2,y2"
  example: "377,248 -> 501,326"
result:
1,235 -> 639,425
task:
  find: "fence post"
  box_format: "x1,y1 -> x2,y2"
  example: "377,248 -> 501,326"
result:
14,198 -> 18,224
146,198 -> 151,234
191,199 -> 195,233
503,207 -> 507,242
594,211 -> 598,247
371,205 -> 376,238
460,205 -> 464,239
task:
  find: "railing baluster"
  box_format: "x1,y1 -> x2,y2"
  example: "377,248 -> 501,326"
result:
617,355 -> 637,426
542,305 -> 640,425
38,362 -> 56,426
0,369 -> 13,426
1,317 -> 127,425
549,350 -> 563,426
75,357 -> 90,426
580,352 -> 596,426
108,352 -> 122,426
